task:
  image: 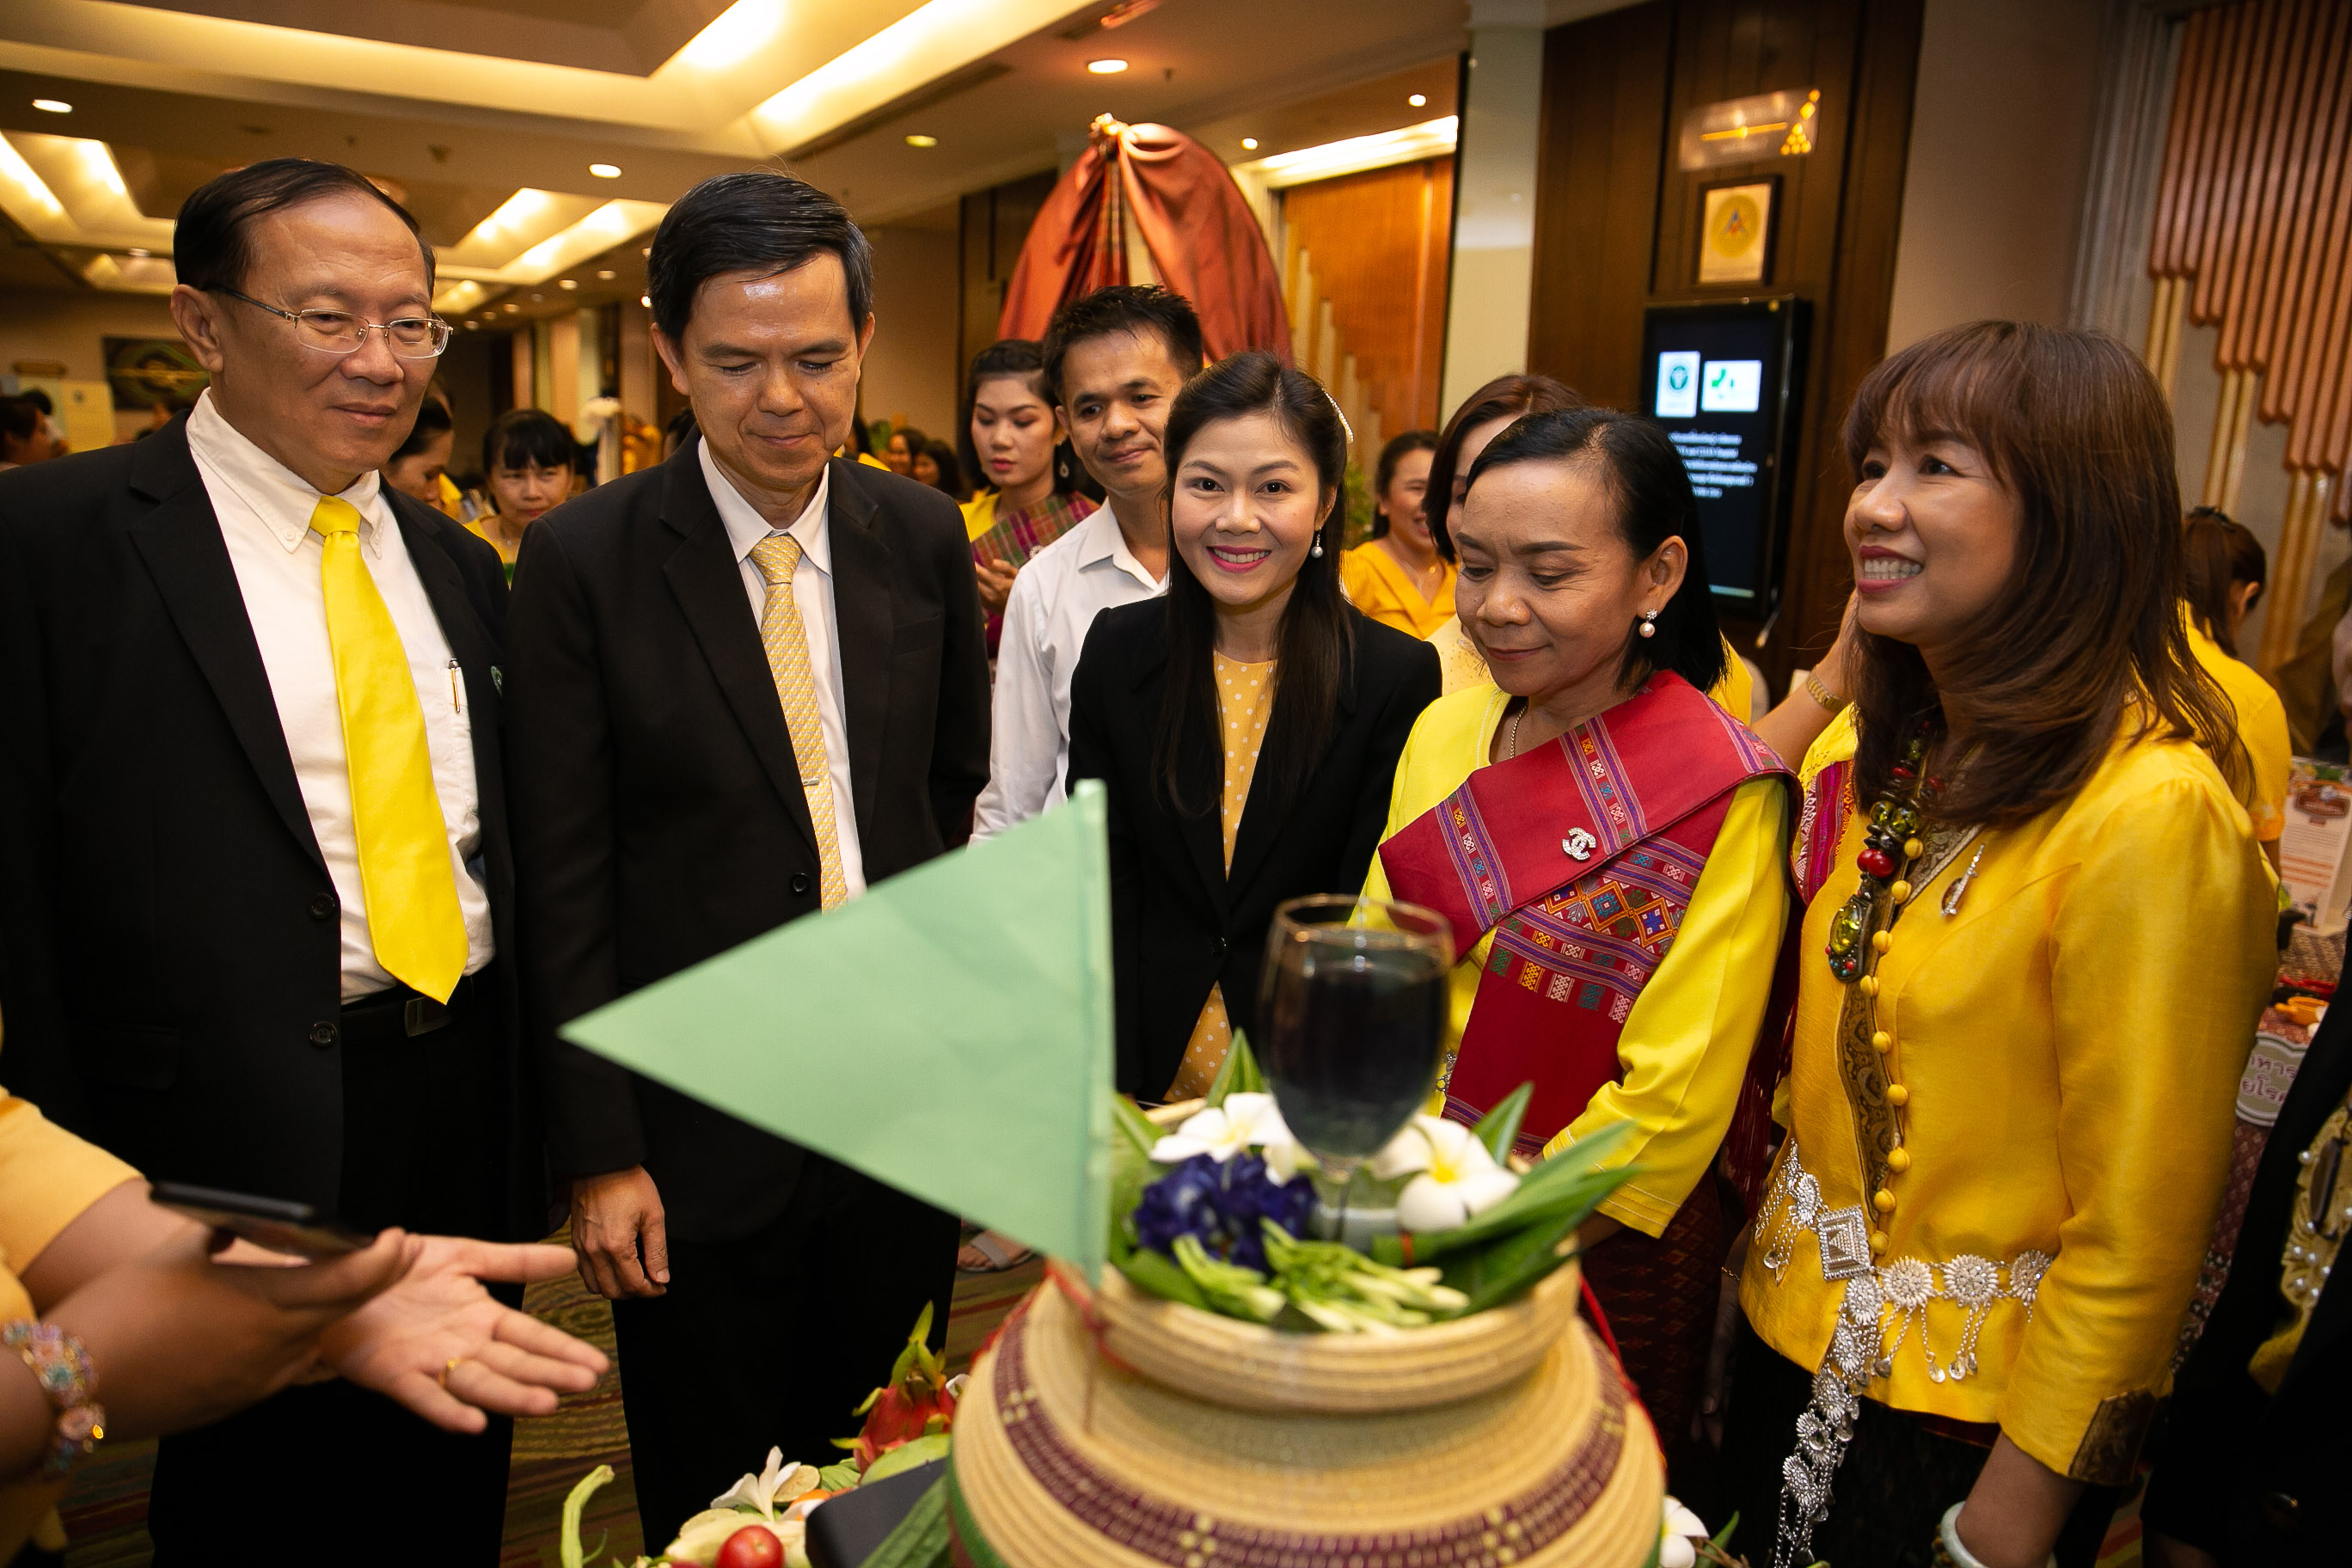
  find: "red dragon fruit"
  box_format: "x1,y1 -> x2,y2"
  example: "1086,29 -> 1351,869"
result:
838,1303 -> 958,1470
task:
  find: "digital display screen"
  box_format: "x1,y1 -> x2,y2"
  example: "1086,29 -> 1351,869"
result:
1638,301 -> 1805,606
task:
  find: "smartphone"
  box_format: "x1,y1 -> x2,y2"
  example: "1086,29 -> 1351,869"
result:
150,1181 -> 377,1259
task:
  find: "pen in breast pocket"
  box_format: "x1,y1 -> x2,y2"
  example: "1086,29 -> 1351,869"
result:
448,659 -> 462,714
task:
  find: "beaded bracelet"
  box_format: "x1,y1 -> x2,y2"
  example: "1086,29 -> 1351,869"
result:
3,1319 -> 106,1479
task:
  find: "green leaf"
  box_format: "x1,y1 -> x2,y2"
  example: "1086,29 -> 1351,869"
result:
1442,1206 -> 1583,1314
864,1432 -> 952,1485
1112,1093 -> 1162,1155
1370,1121 -> 1640,1265
816,1459 -> 863,1491
1113,1246 -> 1211,1309
1469,1082 -> 1534,1161
1205,1032 -> 1265,1106
560,1465 -> 615,1568
857,1475 -> 952,1568
1107,1094 -> 1166,1258
1710,1510 -> 1741,1548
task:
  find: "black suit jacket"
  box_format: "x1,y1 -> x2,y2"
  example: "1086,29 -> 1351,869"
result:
0,417 -> 536,1230
505,441 -> 989,1241
1064,599 -> 1440,1098
2144,997 -> 2352,1561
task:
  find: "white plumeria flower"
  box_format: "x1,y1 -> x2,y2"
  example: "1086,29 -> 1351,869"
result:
1658,1495 -> 1710,1568
1375,1115 -> 1521,1232
664,1513 -> 808,1567
1149,1092 -> 1306,1182
708,1447 -> 820,1521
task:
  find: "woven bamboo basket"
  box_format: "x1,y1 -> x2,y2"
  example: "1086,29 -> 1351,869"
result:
1073,1253 -> 1585,1413
948,1276 -> 1663,1568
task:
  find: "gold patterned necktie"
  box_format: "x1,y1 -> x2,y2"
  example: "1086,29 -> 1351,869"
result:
311,496 -> 468,1001
750,532 -> 848,909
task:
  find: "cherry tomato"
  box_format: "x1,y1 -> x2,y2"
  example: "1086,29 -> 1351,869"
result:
714,1522 -> 784,1568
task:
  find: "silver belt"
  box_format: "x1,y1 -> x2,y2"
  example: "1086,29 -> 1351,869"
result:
1754,1141 -> 2052,1568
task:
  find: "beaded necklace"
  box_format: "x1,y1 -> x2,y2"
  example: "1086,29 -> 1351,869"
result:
1824,726 -> 1938,981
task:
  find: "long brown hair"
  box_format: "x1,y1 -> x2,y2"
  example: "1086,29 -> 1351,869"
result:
1842,321 -> 2245,825
1423,374 -> 1583,563
2181,505 -> 2266,658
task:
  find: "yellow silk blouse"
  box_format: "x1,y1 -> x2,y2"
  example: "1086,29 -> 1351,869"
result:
0,1091 -> 140,1559
1741,714 -> 2276,1483
1362,683 -> 1792,1237
2184,608 -> 2289,843
1340,542 -> 1458,640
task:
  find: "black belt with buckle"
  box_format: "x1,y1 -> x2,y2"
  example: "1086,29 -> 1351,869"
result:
343,970 -> 480,1038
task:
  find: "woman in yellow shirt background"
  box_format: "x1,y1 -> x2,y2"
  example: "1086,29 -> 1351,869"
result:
1338,429 -> 1449,636
2180,505 -> 2289,863
1722,322 -> 2274,1568
1369,404 -> 1791,1481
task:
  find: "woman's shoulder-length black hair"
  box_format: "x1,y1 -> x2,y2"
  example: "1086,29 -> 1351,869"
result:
1465,406 -> 1726,698
481,407 -> 575,477
1152,350 -> 1357,821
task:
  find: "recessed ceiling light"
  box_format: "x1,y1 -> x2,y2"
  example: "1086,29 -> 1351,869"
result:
32,99 -> 71,114
1087,58 -> 1128,74
596,269 -> 616,280
1240,138 -> 1259,150
530,291 -> 543,301
640,247 -> 651,257
904,133 -> 939,148
127,248 -> 149,257
589,162 -> 622,178
463,321 -> 478,330
558,279 -> 579,290
1409,93 -> 1427,107
640,294 -> 652,308
503,303 -> 520,313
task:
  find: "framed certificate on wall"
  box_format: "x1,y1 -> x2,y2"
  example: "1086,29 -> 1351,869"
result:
1697,177 -> 1779,286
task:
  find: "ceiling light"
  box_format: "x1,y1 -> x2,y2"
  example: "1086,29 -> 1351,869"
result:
640,294 -> 652,307
463,321 -> 478,330
127,247 -> 149,257
589,162 -> 622,179
597,269 -> 616,279
32,99 -> 71,114
904,133 -> 939,148
1240,138 -> 1259,150
530,291 -> 543,301
558,279 -> 579,290
1087,58 -> 1128,74
503,303 -> 520,312
1409,94 -> 1428,107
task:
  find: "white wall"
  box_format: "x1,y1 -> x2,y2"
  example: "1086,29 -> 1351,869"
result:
861,224 -> 961,441
1883,0 -> 2109,351
1440,13 -> 1545,418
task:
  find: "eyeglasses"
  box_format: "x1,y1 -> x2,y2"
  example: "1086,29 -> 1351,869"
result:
216,288 -> 451,358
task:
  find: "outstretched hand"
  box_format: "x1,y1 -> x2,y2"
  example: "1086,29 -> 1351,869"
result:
319,1236 -> 608,1433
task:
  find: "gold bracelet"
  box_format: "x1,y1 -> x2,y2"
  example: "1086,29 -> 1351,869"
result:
1804,671 -> 1849,715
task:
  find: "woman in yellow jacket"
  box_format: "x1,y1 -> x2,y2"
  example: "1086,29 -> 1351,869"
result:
1367,405 -> 1791,1479
1722,323 -> 2275,1568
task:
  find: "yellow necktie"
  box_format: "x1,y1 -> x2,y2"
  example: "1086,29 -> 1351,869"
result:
750,534 -> 848,908
312,496 -> 468,1001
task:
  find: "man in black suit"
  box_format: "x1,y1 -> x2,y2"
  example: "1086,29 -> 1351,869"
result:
0,160 -> 541,1560
505,170 -> 989,1542
2142,995 -> 2352,1565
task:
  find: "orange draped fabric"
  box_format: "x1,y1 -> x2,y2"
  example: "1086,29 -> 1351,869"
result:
998,118 -> 1291,364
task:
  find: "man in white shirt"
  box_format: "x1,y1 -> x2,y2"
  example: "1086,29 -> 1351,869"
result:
972,286 -> 1205,836
505,170 -> 989,1545
0,158 -> 577,1563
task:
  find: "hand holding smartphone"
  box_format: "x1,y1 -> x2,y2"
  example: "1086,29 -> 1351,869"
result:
150,1181 -> 377,1260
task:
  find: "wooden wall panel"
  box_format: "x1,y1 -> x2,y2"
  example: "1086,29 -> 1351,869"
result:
1280,157 -> 1455,437
2146,0 -> 2352,665
1525,1 -> 1675,413
1525,0 -> 1925,681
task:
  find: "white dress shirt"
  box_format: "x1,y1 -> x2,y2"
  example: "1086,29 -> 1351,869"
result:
187,390 -> 493,1000
971,501 -> 1167,839
701,441 -> 868,897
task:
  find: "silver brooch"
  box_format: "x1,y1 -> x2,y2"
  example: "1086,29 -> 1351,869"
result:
1562,829 -> 1596,861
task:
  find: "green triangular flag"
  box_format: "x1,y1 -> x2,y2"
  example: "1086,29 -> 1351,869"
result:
561,781 -> 1114,1279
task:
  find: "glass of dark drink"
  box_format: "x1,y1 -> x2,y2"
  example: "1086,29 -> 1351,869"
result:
1257,894 -> 1454,1234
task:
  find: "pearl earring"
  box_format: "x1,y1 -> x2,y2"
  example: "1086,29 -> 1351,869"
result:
1638,609 -> 1658,639
1311,538 -> 1325,559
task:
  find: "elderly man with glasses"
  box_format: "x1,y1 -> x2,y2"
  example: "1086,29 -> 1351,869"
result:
0,158 -> 536,1562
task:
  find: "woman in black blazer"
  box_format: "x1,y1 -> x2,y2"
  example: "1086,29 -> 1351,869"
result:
1067,352 -> 1441,1100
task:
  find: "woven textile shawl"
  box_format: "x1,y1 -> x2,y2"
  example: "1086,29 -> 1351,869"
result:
1380,672 -> 1788,1152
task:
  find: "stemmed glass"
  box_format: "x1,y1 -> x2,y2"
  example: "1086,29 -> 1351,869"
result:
1256,894 -> 1455,1236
